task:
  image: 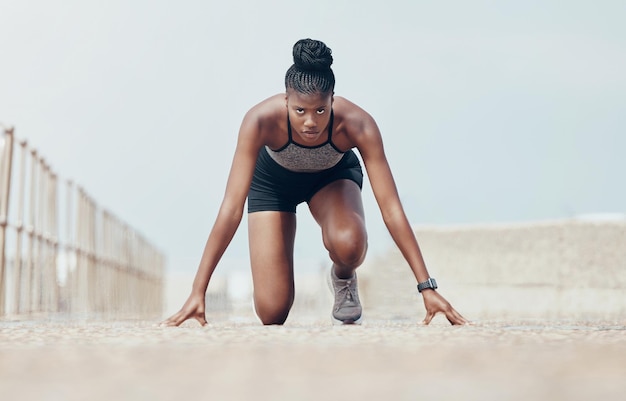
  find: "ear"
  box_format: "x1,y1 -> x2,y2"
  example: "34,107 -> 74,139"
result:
284,93 -> 289,107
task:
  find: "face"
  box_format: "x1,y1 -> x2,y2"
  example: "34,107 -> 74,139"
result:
285,89 -> 334,144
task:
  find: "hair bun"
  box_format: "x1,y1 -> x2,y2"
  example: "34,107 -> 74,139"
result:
292,39 -> 333,71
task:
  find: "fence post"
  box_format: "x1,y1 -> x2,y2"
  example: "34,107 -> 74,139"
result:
13,141 -> 28,314
0,126 -> 15,316
65,179 -> 74,314
25,149 -> 38,314
51,172 -> 59,312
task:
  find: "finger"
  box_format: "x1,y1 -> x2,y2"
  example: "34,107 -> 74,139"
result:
159,316 -> 178,327
446,308 -> 469,326
195,313 -> 208,326
421,311 -> 436,325
160,309 -> 189,327
159,312 -> 182,327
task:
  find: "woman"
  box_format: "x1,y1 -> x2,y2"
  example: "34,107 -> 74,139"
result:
162,39 -> 467,326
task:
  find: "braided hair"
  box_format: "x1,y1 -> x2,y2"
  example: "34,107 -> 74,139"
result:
285,39 -> 335,94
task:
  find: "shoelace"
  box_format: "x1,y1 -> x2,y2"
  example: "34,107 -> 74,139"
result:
335,280 -> 358,309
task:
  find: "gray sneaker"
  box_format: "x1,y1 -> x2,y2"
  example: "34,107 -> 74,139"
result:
329,269 -> 362,324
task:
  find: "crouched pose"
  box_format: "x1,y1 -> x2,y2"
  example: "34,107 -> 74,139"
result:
162,38 -> 467,326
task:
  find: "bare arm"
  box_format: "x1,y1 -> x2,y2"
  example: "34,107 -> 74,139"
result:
189,115 -> 261,295
354,114 -> 468,325
161,110 -> 263,326
356,117 -> 430,282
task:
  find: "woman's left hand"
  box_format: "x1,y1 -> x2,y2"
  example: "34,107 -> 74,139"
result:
420,290 -> 469,325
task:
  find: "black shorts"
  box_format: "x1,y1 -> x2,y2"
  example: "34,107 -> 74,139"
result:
248,147 -> 363,213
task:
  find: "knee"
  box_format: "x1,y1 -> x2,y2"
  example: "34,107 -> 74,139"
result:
254,295 -> 293,325
326,225 -> 368,267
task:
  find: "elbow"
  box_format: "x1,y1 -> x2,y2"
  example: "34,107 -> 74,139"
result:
380,204 -> 405,227
218,199 -> 245,225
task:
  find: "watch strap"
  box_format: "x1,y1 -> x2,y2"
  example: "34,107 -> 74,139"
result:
417,277 -> 438,293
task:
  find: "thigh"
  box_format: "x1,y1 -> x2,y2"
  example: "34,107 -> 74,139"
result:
248,211 -> 297,305
308,179 -> 367,245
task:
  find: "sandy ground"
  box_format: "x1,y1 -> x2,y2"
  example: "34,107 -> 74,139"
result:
1,316 -> 625,401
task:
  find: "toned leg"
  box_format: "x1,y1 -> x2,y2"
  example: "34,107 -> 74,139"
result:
308,180 -> 368,278
248,211 -> 297,325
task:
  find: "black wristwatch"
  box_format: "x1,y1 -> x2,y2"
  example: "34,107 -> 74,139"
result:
417,278 -> 438,293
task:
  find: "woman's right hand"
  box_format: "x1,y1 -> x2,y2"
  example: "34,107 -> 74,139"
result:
159,292 -> 207,327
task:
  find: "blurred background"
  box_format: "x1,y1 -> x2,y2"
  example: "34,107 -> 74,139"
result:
1,0 -> 624,318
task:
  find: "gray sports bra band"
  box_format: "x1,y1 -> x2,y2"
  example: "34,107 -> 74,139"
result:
265,111 -> 345,172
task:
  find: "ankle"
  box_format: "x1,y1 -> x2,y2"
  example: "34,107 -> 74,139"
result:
332,265 -> 355,280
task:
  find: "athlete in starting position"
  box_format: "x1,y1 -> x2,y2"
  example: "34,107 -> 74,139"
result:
162,38 -> 467,326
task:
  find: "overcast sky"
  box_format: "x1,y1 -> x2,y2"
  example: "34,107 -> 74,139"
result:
2,0 -> 625,274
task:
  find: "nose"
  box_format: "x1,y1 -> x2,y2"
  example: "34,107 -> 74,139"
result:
304,116 -> 316,129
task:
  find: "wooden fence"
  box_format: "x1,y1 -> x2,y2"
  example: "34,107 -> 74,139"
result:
0,124 -> 165,319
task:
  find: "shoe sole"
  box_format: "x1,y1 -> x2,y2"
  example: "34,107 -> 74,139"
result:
331,316 -> 362,325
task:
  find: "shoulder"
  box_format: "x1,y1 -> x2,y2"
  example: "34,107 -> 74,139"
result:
333,96 -> 375,123
332,96 -> 381,148
243,94 -> 285,128
238,94 -> 287,145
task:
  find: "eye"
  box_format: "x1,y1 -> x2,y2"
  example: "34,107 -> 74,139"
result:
295,108 -> 304,114
316,108 -> 325,114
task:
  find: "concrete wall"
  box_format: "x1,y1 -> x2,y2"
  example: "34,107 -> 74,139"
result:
360,219 -> 626,321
